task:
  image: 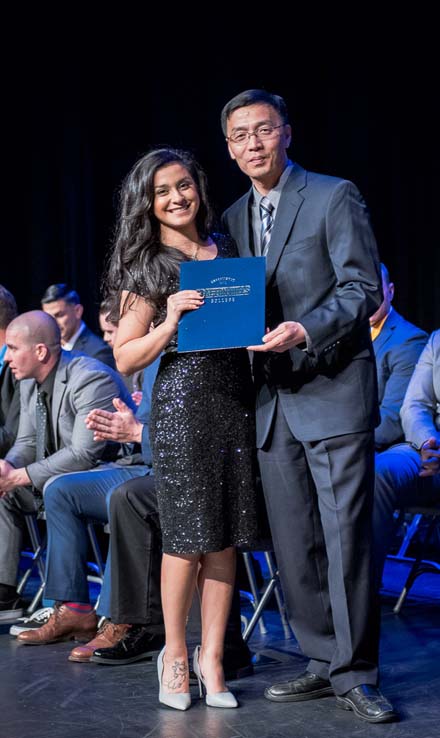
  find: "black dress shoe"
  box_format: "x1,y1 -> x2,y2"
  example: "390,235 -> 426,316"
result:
264,671 -> 333,702
336,685 -> 398,723
0,597 -> 25,623
90,626 -> 164,665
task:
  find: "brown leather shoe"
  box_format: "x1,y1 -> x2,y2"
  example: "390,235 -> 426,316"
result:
17,603 -> 98,645
68,620 -> 130,662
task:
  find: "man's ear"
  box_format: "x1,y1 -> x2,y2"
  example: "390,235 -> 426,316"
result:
74,303 -> 84,320
227,142 -> 236,161
284,124 -> 292,149
35,343 -> 50,362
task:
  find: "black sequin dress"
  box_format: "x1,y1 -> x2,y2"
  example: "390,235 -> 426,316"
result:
149,235 -> 258,554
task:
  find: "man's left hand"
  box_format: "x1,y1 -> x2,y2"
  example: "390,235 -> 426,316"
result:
248,322 -> 307,353
0,462 -> 31,496
419,437 -> 440,477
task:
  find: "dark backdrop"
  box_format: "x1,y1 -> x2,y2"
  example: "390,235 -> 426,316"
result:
3,31 -> 438,334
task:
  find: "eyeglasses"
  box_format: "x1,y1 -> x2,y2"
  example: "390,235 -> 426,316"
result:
226,124 -> 285,145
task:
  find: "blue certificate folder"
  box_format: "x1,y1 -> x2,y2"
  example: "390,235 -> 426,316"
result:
178,256 -> 266,352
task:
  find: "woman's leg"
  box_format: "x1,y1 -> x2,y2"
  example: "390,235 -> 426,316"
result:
160,552 -> 200,694
198,546 -> 236,693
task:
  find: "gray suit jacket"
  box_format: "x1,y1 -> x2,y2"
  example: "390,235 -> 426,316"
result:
72,325 -> 115,369
222,163 -> 382,444
401,330 -> 440,448
5,350 -> 134,490
374,309 -> 428,449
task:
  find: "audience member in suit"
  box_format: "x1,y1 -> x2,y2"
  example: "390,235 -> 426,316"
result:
373,330 -> 440,583
15,364 -> 155,654
41,283 -> 115,368
0,310 -> 134,622
221,89 -> 396,722
17,360 -> 253,679
0,285 -> 20,456
371,264 -> 428,450
99,298 -> 143,405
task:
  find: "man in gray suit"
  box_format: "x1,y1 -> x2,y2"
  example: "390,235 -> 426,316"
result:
373,330 -> 440,581
41,283 -> 115,368
0,310 -> 134,622
221,89 -> 396,722
370,264 -> 428,450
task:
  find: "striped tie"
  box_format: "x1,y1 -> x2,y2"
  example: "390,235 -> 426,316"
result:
259,197 -> 274,256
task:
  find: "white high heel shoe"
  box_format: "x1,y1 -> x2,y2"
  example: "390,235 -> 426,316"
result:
193,645 -> 238,708
157,646 -> 191,711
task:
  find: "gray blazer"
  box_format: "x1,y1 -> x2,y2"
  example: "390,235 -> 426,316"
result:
223,163 -> 382,444
401,330 -> 440,448
5,350 -> 134,490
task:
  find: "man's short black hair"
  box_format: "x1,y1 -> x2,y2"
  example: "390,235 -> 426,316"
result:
0,284 -> 18,330
41,283 -> 81,305
221,89 -> 289,136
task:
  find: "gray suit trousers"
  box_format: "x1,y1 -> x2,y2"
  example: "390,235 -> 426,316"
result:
258,402 -> 379,694
0,487 -> 41,586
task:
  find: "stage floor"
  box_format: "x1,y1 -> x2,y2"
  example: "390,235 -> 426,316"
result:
1,561 -> 440,738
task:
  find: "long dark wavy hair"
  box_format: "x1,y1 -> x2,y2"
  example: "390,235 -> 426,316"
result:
103,148 -> 215,319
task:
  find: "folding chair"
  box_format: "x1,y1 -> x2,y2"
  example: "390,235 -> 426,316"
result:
17,511 -> 107,614
388,505 -> 440,614
240,550 -> 292,642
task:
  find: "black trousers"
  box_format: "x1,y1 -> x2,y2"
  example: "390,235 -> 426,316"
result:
258,404 -> 379,694
108,474 -> 245,644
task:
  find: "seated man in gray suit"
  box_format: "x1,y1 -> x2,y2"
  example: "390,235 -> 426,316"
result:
0,285 -> 20,457
15,363 -> 157,655
41,283 -> 115,368
373,330 -> 440,583
0,310 -> 134,622
370,264 -> 428,450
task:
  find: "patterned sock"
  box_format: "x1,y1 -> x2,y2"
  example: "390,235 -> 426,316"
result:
64,602 -> 93,614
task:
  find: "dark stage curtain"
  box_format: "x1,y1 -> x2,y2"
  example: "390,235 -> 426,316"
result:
3,54 -> 438,334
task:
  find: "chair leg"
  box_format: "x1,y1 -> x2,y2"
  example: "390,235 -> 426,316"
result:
396,513 -> 423,557
242,552 -> 267,635
242,568 -> 279,642
264,552 -> 291,638
394,516 -> 438,614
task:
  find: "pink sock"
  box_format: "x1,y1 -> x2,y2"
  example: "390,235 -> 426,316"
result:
64,602 -> 93,613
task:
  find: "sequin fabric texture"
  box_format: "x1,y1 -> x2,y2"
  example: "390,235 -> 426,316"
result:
149,235 -> 259,554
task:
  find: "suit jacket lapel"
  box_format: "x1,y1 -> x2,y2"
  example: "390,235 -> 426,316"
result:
265,165 -> 307,284
234,191 -> 254,258
52,351 -> 70,450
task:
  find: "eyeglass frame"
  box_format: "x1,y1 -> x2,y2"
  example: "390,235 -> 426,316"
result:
225,123 -> 286,146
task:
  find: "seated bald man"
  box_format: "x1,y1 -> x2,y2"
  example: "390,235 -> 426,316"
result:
0,310 -> 134,621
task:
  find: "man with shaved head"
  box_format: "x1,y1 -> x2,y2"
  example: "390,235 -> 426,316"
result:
0,311 -> 134,622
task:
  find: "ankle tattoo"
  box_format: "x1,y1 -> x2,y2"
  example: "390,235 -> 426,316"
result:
164,660 -> 188,690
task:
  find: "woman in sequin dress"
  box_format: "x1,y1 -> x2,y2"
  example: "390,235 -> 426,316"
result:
105,148 -> 258,709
